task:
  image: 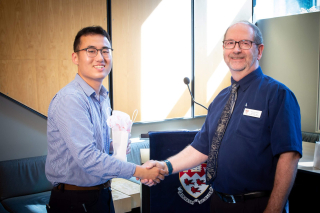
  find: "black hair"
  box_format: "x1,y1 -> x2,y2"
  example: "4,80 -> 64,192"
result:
73,26 -> 111,52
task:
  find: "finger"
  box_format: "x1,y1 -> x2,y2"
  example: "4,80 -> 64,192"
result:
159,169 -> 168,176
157,174 -> 165,180
145,160 -> 156,169
144,180 -> 154,187
153,178 -> 160,184
155,161 -> 165,169
146,179 -> 154,185
149,181 -> 156,186
140,179 -> 148,184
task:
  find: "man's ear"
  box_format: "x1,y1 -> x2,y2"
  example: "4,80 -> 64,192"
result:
72,52 -> 79,65
257,44 -> 264,61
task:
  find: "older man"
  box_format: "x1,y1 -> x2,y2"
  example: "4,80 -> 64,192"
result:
143,21 -> 302,213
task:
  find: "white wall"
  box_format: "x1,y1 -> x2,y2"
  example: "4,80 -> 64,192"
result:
0,95 -> 47,161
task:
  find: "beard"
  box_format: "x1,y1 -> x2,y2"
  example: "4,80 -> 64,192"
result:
227,54 -> 258,72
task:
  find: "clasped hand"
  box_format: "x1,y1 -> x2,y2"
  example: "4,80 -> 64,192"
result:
136,160 -> 169,186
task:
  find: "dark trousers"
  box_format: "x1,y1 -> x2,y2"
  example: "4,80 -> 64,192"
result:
46,186 -> 115,213
210,191 -> 288,213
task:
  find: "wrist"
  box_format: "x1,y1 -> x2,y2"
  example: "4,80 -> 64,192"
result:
133,165 -> 144,179
163,160 -> 173,175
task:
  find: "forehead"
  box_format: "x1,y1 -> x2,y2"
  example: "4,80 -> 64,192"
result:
79,34 -> 110,48
225,23 -> 254,41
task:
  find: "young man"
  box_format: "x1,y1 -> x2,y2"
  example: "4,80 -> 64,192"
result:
45,26 -> 164,213
143,21 -> 302,213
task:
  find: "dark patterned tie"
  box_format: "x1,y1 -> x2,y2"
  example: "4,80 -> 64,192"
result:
206,83 -> 239,184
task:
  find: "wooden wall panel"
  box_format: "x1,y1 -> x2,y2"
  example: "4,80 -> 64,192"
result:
112,0 -> 157,122
36,60 -> 60,115
0,60 -> 38,110
0,0 -> 108,116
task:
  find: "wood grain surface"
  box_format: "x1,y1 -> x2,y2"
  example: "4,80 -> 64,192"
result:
0,0 -> 108,116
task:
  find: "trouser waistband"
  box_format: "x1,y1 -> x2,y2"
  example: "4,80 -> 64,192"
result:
215,190 -> 271,203
55,180 -> 111,191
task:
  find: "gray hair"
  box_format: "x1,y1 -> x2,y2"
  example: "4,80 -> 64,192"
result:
223,21 -> 263,45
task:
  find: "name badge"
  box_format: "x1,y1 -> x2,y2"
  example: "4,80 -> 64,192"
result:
243,108 -> 262,118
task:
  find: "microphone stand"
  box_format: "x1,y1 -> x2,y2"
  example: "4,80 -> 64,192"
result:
186,83 -> 208,110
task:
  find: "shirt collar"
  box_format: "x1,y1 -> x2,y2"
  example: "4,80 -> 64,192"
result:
231,66 -> 263,92
74,74 -> 109,98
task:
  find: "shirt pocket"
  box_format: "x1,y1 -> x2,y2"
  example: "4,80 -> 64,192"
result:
236,109 -> 266,140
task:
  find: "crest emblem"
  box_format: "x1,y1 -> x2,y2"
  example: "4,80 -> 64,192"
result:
178,163 -> 213,204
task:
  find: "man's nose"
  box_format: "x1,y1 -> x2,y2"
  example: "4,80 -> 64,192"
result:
95,50 -> 104,60
233,43 -> 242,52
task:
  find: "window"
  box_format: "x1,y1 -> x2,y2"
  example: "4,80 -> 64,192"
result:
112,0 -> 253,122
254,0 -> 320,23
112,0 -> 192,122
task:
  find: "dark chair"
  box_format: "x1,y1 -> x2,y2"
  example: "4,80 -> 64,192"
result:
0,156 -> 52,213
302,131 -> 320,143
0,203 -> 8,213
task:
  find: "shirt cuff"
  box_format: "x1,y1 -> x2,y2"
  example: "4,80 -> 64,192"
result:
117,161 -> 136,179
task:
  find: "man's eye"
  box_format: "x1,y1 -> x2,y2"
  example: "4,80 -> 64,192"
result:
242,41 -> 250,45
102,50 -> 109,54
88,50 -> 96,53
226,41 -> 234,45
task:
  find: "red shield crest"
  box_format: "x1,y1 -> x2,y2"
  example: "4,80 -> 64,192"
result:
179,163 -> 209,199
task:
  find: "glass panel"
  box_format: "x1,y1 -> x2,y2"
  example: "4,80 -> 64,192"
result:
254,0 -> 320,23
194,0 -> 252,116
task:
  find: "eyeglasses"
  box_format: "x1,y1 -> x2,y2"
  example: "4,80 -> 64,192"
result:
75,47 -> 113,58
223,40 -> 258,50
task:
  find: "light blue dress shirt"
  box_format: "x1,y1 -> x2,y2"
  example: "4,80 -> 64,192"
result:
45,74 -> 136,186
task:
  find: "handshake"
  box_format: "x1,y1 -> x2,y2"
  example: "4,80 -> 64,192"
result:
134,160 -> 169,186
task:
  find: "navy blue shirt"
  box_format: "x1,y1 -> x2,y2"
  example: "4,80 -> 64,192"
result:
191,67 -> 302,194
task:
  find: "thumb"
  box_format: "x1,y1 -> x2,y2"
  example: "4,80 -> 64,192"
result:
144,160 -> 156,169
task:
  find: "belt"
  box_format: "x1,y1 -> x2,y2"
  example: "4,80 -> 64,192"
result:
56,180 -> 111,191
215,190 -> 271,204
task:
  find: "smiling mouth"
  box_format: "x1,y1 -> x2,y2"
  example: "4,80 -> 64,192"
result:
231,57 -> 245,60
94,65 -> 105,69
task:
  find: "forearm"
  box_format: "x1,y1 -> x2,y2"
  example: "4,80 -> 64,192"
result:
140,145 -> 207,186
264,152 -> 300,213
166,145 -> 208,174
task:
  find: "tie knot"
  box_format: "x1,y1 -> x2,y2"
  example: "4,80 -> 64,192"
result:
231,83 -> 239,92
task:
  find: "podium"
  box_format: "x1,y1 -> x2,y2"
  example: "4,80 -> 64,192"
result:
141,131 -> 211,213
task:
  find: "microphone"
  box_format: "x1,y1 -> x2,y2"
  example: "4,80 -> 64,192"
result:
183,77 -> 208,110
183,77 -> 190,85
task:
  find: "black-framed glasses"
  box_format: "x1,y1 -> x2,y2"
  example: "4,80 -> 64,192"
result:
75,47 -> 113,58
223,40 -> 258,50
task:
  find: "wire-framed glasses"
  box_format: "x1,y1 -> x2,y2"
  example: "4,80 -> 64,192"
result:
223,40 -> 258,50
75,47 -> 113,58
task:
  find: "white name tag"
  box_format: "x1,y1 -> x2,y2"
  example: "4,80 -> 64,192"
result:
243,108 -> 262,118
